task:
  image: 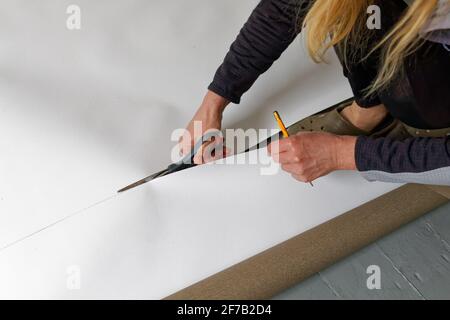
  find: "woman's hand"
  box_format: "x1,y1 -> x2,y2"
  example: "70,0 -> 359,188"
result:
179,90 -> 229,164
268,132 -> 357,183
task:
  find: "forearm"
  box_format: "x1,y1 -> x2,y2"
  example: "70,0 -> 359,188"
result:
335,135 -> 358,171
209,0 -> 307,104
355,136 -> 450,186
202,90 -> 230,114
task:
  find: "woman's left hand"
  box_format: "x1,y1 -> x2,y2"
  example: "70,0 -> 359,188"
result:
267,132 -> 358,183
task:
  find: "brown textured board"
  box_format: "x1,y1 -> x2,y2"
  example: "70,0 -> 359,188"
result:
165,184 -> 449,300
427,185 -> 450,199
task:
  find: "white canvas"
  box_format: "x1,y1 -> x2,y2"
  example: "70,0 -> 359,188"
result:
0,151 -> 398,299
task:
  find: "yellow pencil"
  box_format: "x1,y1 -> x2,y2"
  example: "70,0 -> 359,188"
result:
273,111 -> 289,138
273,111 -> 314,187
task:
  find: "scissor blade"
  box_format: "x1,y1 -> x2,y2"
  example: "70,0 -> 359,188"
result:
117,169 -> 168,193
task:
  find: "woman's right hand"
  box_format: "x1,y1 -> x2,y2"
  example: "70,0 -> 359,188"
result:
179,90 -> 229,164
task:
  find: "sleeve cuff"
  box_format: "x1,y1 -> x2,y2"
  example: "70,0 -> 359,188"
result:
355,135 -> 371,172
208,83 -> 241,105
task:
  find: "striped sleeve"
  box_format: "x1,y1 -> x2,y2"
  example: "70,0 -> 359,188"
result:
355,136 -> 450,186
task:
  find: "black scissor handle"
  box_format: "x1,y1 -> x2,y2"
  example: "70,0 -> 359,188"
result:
167,129 -> 225,175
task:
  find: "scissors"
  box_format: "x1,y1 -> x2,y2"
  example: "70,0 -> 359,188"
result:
117,130 -> 226,193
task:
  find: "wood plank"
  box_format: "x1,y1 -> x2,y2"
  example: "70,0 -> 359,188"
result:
424,202 -> 450,245
274,200 -> 450,300
377,203 -> 450,299
319,244 -> 423,299
273,275 -> 338,300
273,242 -> 424,300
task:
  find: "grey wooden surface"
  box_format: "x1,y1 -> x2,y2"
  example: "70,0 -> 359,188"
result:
274,201 -> 450,300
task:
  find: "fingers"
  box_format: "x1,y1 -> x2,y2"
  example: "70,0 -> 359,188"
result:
203,145 -> 231,163
281,163 -> 302,174
268,135 -> 301,158
193,137 -> 229,164
267,140 -> 287,164
278,153 -> 304,165
192,142 -> 208,164
179,124 -> 217,161
180,137 -> 194,156
179,127 -> 195,156
268,139 -> 289,155
282,164 -> 313,183
291,173 -> 311,183
269,144 -> 302,165
277,137 -> 298,152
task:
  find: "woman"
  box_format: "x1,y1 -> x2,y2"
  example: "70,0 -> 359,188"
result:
180,0 -> 450,185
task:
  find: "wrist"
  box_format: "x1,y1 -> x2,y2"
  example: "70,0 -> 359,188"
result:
203,90 -> 229,114
333,135 -> 357,170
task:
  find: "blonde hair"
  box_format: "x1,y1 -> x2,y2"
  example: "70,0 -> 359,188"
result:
302,0 -> 441,95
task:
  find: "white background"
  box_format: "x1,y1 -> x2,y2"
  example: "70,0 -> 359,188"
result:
0,1 -> 398,299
